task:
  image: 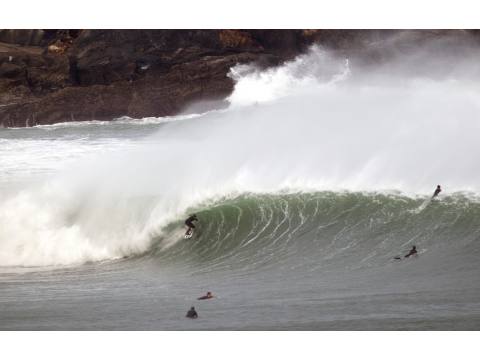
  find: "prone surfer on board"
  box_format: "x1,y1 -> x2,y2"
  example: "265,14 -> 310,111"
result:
404,246 -> 418,258
198,292 -> 214,300
394,246 -> 418,260
432,185 -> 442,198
185,214 -> 198,236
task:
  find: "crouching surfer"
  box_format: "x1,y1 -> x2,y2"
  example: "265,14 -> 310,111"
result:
198,292 -> 214,300
185,214 -> 198,237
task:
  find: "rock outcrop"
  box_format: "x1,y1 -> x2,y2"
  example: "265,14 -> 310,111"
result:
0,30 -> 318,127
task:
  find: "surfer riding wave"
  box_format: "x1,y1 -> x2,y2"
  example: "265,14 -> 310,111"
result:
185,214 -> 198,237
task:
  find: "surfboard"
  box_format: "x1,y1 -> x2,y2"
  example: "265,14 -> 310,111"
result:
184,230 -> 193,239
394,254 -> 418,260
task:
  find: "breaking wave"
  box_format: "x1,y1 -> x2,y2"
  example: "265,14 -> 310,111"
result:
2,45 -> 480,268
153,192 -> 480,273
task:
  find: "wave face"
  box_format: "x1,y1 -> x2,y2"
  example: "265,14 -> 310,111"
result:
153,193 -> 480,273
2,43 -> 480,268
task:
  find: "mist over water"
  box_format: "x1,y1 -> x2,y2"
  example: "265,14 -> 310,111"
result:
1,43 -> 480,269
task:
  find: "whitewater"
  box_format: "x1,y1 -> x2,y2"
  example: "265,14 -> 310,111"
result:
1,43 -> 480,330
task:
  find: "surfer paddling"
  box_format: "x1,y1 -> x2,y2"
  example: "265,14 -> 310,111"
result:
432,185 -> 441,198
197,292 -> 214,300
404,246 -> 418,258
185,214 -> 198,237
394,246 -> 418,260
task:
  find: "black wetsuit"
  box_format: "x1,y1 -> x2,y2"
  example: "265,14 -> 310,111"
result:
185,215 -> 198,229
198,294 -> 213,300
405,247 -> 417,258
186,308 -> 198,319
433,187 -> 441,198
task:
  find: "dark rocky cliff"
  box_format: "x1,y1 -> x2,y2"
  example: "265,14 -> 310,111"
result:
0,30 -> 321,127
0,29 -> 476,127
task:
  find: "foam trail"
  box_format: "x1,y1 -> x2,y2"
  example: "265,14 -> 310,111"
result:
2,45 -> 480,267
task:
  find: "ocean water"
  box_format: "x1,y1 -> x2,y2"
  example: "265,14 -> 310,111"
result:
1,45 -> 480,330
